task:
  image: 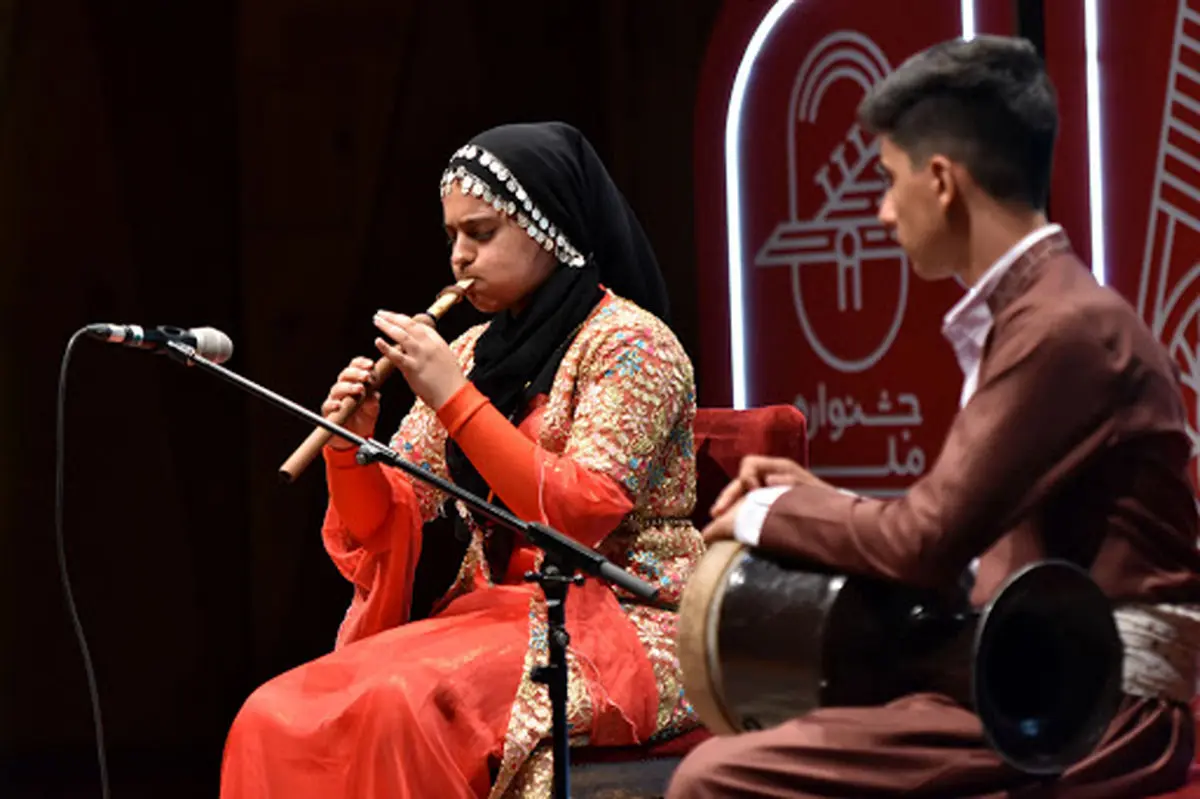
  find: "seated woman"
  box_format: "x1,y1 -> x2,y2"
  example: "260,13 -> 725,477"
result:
219,122 -> 703,798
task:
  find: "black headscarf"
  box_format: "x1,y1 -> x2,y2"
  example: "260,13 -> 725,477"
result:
439,122 -> 670,566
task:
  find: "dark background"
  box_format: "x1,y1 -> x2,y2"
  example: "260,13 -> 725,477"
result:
0,1 -> 1064,796
0,1 -> 724,795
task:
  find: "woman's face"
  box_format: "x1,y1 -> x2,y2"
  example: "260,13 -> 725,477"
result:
442,188 -> 557,314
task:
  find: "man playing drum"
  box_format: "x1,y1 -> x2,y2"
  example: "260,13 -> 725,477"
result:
669,34 -> 1200,798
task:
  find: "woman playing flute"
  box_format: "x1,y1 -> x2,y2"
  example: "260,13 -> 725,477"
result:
219,121 -> 703,798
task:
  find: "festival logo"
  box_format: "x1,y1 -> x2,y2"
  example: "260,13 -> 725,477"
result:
755,33 -> 908,375
735,15 -> 964,496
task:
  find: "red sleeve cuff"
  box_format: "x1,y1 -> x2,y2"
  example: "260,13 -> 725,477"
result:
323,443 -> 365,469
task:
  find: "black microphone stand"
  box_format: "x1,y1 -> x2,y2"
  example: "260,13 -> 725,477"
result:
161,340 -> 657,799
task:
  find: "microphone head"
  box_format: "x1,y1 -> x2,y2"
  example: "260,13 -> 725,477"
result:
191,327 -> 234,363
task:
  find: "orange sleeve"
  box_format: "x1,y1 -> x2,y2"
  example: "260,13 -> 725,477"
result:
323,444 -> 419,554
437,382 -> 633,548
320,444 -> 424,645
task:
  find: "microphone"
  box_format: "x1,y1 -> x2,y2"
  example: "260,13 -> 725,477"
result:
86,323 -> 234,364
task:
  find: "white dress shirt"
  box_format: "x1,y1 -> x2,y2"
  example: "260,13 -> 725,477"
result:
732,223 -> 1063,547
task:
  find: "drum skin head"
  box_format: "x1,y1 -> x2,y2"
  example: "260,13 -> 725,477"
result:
677,540 -> 745,735
677,542 -> 850,734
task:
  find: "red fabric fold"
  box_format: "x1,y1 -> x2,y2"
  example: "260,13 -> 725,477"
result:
321,445 -> 424,646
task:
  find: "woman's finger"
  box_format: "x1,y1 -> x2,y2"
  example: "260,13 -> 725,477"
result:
373,312 -> 413,343
337,366 -> 374,384
323,389 -> 377,416
329,380 -> 367,400
376,310 -> 414,327
376,337 -> 416,369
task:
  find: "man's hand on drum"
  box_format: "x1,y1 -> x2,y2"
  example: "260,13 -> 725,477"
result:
709,455 -> 812,515
702,456 -> 832,544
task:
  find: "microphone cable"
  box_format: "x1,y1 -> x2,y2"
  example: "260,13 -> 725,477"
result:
56,327 -> 111,799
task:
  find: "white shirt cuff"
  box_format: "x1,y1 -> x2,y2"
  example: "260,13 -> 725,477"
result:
733,486 -> 790,547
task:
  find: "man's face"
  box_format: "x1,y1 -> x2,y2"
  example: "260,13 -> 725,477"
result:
876,135 -> 957,281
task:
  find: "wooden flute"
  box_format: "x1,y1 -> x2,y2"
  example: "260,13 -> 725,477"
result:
277,278 -> 475,483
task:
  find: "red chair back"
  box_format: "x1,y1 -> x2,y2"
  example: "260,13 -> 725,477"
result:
572,404 -> 810,768
691,406 -> 808,529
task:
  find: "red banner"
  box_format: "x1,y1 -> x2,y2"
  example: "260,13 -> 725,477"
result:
1046,0 -> 1200,490
694,0 -> 1013,495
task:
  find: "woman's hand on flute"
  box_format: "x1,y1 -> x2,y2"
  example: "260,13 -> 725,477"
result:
373,310 -> 467,411
321,356 -> 382,449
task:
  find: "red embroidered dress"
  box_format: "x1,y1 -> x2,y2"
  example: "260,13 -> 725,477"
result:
220,291 -> 702,798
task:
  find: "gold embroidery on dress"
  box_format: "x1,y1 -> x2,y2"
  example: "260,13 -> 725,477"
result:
392,294 -> 702,794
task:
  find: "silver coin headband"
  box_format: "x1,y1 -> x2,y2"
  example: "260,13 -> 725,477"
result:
439,144 -> 588,268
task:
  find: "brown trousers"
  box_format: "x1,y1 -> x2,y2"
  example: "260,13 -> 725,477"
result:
665,693 -> 1194,798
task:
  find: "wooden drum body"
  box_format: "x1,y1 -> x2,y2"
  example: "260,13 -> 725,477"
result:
677,541 -> 971,735
676,540 -> 1123,776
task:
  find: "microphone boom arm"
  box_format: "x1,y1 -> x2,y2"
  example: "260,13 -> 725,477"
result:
160,339 -> 657,600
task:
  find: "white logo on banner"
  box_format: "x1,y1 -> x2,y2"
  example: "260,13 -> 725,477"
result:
753,31 -> 926,493
1140,0 -> 1200,482
754,31 -> 908,374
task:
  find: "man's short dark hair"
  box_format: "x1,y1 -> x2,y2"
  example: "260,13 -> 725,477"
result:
857,35 -> 1058,210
